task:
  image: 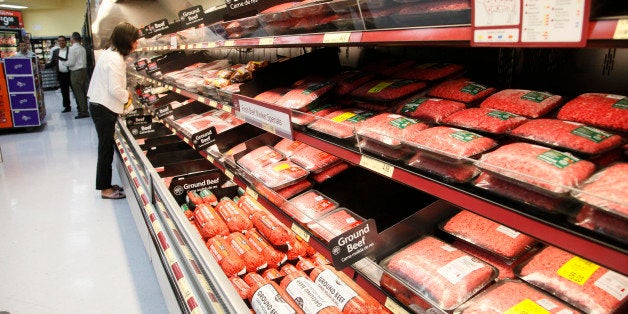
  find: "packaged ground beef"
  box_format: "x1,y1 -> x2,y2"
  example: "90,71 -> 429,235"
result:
357,113 -> 430,147
291,103 -> 341,127
557,93 -> 628,132
331,70 -> 376,95
396,96 -> 466,123
443,210 -> 537,260
350,79 -> 427,102
517,246 -> 628,313
254,87 -> 292,104
478,143 -> 596,194
408,151 -> 480,183
312,162 -> 350,183
381,236 -> 497,310
443,108 -> 528,135
307,108 -> 376,139
573,205 -> 628,244
273,138 -> 307,158
275,81 -> 336,111
509,119 -> 624,155
396,63 -> 465,81
454,240 -> 520,280
405,126 -> 497,159
253,160 -> 309,190
360,59 -> 415,77
457,279 -> 582,314
276,178 -> 313,199
283,189 -> 339,223
289,145 -> 341,173
237,146 -> 285,174
428,79 -> 496,104
307,208 -> 364,242
571,163 -> 628,217
480,89 -> 563,118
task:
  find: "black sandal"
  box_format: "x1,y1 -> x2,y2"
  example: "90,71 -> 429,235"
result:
111,185 -> 124,192
102,190 -> 126,199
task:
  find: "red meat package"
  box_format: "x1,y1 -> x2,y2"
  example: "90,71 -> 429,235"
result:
307,208 -> 364,242
273,138 -> 307,158
381,236 -> 497,310
254,160 -> 309,190
307,108 -> 376,139
243,272 -> 302,314
443,210 -> 537,260
510,119 -> 624,156
254,87 -> 292,104
282,189 -> 339,223
480,89 -> 563,118
251,211 -> 295,246
478,143 -> 596,194
443,108 -> 528,135
357,113 -> 430,147
312,162 -> 350,183
246,228 -> 288,268
517,246 -> 628,313
289,145 -> 341,173
291,103 -> 341,126
350,79 -> 427,102
406,126 -> 497,159
205,235 -> 246,277
397,63 -> 465,81
275,81 -> 335,111
331,70 -> 376,95
194,204 -> 230,239
573,205 -> 628,243
571,163 -> 628,217
408,151 -> 480,183
457,280 -> 582,314
277,179 -> 313,200
396,96 -> 466,123
229,276 -> 251,300
215,198 -> 253,232
236,145 -> 284,173
454,240 -> 520,280
428,79 -> 496,104
226,232 -> 267,271
360,59 -> 415,77
557,93 -> 628,132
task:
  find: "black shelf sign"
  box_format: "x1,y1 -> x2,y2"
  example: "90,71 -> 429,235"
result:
179,5 -> 204,29
147,19 -> 170,37
126,115 -> 152,127
191,126 -> 217,151
129,123 -> 161,138
328,219 -> 379,270
155,104 -> 173,119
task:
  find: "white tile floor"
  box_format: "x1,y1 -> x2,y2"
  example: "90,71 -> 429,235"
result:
0,91 -> 168,314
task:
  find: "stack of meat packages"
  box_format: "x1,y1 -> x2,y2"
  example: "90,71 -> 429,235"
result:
172,109 -> 244,137
253,56 -> 626,243
181,189 -> 389,314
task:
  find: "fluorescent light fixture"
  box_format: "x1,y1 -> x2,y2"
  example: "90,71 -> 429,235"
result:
0,4 -> 28,9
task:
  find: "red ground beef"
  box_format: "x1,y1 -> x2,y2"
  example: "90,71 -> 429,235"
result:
357,113 -> 430,147
229,276 -> 251,300
354,100 -> 398,112
290,145 -> 341,173
443,108 -> 528,134
237,146 -> 285,174
307,108 -> 376,139
459,280 -> 581,313
395,96 -> 466,123
275,81 -> 335,111
254,87 -> 292,104
360,59 -> 416,77
350,79 -> 427,102
291,103 -> 341,126
282,190 -> 338,223
557,93 -> 628,132
307,208 -> 363,242
443,210 -> 536,259
311,162 -> 350,183
273,138 -> 307,158
396,63 -> 465,81
453,241 -> 518,280
510,119 -> 624,155
408,151 -> 480,183
406,126 -> 497,159
478,143 -> 596,194
574,205 -> 628,244
518,246 -> 628,313
572,163 -> 628,216
480,89 -> 563,118
331,70 -> 376,95
428,79 -> 496,104
254,161 -> 309,189
382,236 -> 496,310
276,178 -> 313,199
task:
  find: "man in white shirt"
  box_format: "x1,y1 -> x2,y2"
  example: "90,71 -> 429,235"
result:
45,35 -> 71,112
61,32 -> 89,119
14,41 -> 37,58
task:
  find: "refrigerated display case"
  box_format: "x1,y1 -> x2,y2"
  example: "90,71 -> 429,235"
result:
31,37 -> 60,90
0,28 -> 22,59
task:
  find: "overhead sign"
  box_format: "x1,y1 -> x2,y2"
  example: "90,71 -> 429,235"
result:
179,5 -> 204,28
0,10 -> 23,28
233,95 -> 293,140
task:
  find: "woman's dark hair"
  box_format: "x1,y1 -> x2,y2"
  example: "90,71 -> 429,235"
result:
110,22 -> 139,56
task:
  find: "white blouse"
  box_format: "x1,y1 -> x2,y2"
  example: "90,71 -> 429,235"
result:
87,49 -> 129,114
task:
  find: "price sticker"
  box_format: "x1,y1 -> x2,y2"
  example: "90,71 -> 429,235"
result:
208,100 -> 218,108
614,19 -> 628,39
359,155 -> 394,178
167,85 -> 173,91
384,297 -> 410,314
505,299 -> 550,314
259,37 -> 274,45
323,32 -> 352,43
222,104 -> 233,112
183,137 -> 191,145
224,40 -> 235,47
197,96 -> 206,103
207,155 -> 215,163
245,187 -> 258,200
291,223 -> 310,242
175,88 -> 181,93
557,256 -> 600,285
225,169 -> 235,180
262,123 -> 276,134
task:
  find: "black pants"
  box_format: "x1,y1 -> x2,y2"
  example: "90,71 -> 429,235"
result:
57,71 -> 71,109
90,102 -> 118,190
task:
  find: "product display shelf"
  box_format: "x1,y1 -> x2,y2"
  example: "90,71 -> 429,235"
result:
128,70 -> 627,275
114,120 -> 255,314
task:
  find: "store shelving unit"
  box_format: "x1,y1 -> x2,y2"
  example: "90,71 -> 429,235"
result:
31,37 -> 60,90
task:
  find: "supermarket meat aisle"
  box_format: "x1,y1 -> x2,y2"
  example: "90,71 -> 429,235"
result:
0,91 -> 168,313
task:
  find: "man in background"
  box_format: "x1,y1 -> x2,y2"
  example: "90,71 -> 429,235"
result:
61,32 -> 89,119
14,41 -> 37,58
45,36 -> 72,112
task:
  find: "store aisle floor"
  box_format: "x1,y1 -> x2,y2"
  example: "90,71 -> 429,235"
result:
0,91 -> 168,314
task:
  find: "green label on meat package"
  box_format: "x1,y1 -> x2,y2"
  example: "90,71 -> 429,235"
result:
521,91 -> 553,103
389,117 -> 417,129
487,110 -> 517,121
390,79 -> 415,88
347,112 -> 375,123
302,82 -> 331,95
310,103 -> 335,113
401,97 -> 429,113
571,126 -> 613,143
450,130 -> 482,142
537,150 -> 580,169
460,82 -> 488,95
612,97 -> 628,109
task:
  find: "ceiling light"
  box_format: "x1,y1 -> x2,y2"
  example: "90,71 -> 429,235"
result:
0,4 -> 28,9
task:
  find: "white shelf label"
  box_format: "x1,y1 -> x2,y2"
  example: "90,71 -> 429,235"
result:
208,100 -> 218,108
245,187 -> 258,200
614,19 -> 628,39
323,32 -> 351,43
222,104 -> 233,112
385,297 -> 410,314
521,0 -> 586,43
207,155 -> 215,163
225,169 -> 235,180
237,98 -> 293,139
207,42 -> 217,48
259,37 -> 274,45
224,40 -> 235,47
359,155 -> 394,178
291,223 -> 310,242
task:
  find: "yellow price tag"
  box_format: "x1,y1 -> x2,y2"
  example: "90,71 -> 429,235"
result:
505,299 -> 550,314
557,256 -> 600,285
323,32 -> 352,43
331,112 -> 356,122
197,96 -> 206,103
384,297 -> 410,314
222,104 -> 233,112
368,81 -> 394,93
225,169 -> 235,180
273,163 -> 290,172
614,19 -> 628,39
360,155 -> 394,178
291,223 -> 310,242
259,37 -> 274,45
224,40 -> 235,47
245,187 -> 258,200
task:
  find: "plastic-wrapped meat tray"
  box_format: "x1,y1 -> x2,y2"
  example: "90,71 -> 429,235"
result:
356,113 -> 430,147
572,205 -> 628,245
557,93 -> 628,132
358,138 -> 415,161
331,70 -> 376,95
396,96 -> 466,123
307,108 -> 376,139
480,89 -> 563,118
408,150 -> 480,183
442,210 -> 537,260
516,246 -> 628,313
282,189 -> 339,223
404,126 -> 497,160
350,79 -> 427,102
236,145 -> 285,174
254,87 -> 292,104
291,103 -> 341,128
455,279 -> 582,314
442,108 -> 528,135
396,63 -> 465,81
253,160 -> 309,190
391,0 -> 471,28
289,145 -> 341,173
359,59 -> 415,77
571,162 -> 628,218
380,236 -> 497,310
307,208 -> 364,242
477,142 -> 596,195
273,138 -> 308,158
453,240 -> 521,281
428,78 -> 496,104
275,81 -> 335,111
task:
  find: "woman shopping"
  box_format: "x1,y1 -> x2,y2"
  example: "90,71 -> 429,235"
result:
87,22 -> 140,199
